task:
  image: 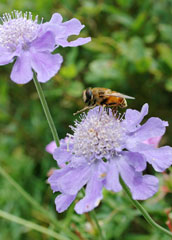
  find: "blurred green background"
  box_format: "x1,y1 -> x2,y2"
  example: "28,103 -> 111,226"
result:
0,0 -> 172,239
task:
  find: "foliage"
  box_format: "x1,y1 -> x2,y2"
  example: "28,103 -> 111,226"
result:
0,0 -> 172,239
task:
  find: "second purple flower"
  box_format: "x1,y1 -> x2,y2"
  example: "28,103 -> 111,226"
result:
0,11 -> 91,84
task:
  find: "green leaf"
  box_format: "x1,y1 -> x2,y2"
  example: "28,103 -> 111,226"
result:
157,44 -> 172,69
60,64 -> 77,79
66,81 -> 84,97
165,78 -> 172,92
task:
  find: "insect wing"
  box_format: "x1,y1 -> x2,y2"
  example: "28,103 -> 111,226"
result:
106,92 -> 135,99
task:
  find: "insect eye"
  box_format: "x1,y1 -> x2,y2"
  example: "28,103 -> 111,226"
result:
85,89 -> 93,102
83,88 -> 92,103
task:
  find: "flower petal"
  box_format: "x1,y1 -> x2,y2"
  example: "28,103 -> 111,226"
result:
123,103 -> 148,132
0,47 -> 15,65
131,174 -> 159,200
126,118 -> 168,151
74,167 -> 103,214
124,152 -> 146,172
141,145 -> 172,172
70,156 -> 88,168
53,18 -> 91,47
53,147 -> 72,166
62,18 -> 84,36
31,31 -> 56,52
60,137 -> 73,150
55,194 -> 76,213
49,13 -> 63,24
104,159 -> 122,192
143,136 -> 162,148
10,52 -> 33,84
46,138 -> 72,155
57,37 -> 91,47
31,52 -> 63,82
49,165 -> 91,195
46,141 -> 56,154
48,168 -> 69,193
117,155 -> 158,200
129,117 -> 167,143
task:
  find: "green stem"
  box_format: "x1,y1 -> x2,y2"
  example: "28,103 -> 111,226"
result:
90,210 -> 105,240
0,166 -> 60,229
33,72 -> 60,147
81,188 -> 104,239
119,176 -> 172,238
0,210 -> 68,240
0,166 -> 78,239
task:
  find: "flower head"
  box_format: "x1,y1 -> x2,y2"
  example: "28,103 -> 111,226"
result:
0,11 -> 91,84
48,104 -> 172,214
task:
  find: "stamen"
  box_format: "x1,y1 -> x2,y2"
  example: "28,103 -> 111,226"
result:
71,107 -> 125,161
0,10 -> 40,51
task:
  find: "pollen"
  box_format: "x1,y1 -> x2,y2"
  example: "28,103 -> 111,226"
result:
100,173 -> 107,178
0,10 -> 40,51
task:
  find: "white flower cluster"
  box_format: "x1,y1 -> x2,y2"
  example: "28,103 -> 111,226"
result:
0,11 -> 39,50
70,108 -> 125,161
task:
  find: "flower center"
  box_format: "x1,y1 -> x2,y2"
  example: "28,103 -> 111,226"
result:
0,11 -> 40,51
71,108 -> 125,161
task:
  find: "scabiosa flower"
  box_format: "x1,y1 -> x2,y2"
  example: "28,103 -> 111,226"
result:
0,11 -> 91,84
48,104 -> 172,214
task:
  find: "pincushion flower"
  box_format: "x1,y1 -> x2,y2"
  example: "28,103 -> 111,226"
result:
0,11 -> 91,84
48,104 -> 172,214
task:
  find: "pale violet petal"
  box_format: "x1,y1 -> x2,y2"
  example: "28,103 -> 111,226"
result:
74,169 -> 103,214
141,145 -> 172,172
143,136 -> 162,148
62,18 -> 84,36
10,52 -> 33,84
0,47 -> 15,65
31,31 -> 56,52
53,147 -> 72,166
123,152 -> 146,172
46,141 -> 56,154
57,37 -> 91,47
49,165 -> 91,195
104,159 -> 122,192
129,117 -> 167,142
48,168 -> 70,193
117,155 -> 158,200
123,103 -> 149,132
31,52 -> 63,82
131,174 -> 159,200
55,194 -> 76,213
50,13 -> 63,24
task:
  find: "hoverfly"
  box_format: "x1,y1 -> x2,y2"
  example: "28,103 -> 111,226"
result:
74,87 -> 135,115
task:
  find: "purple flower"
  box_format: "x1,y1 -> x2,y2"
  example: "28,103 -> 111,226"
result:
0,11 -> 91,84
48,104 -> 172,214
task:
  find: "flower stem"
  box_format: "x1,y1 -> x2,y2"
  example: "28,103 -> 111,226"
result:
0,166 -> 59,228
0,209 -> 68,240
0,166 -> 78,239
90,210 -> 105,240
119,176 -> 172,238
33,72 -> 60,147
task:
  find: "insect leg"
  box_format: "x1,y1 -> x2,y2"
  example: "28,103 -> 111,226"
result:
99,105 -> 106,118
73,105 -> 96,115
112,106 -> 118,116
105,107 -> 109,115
